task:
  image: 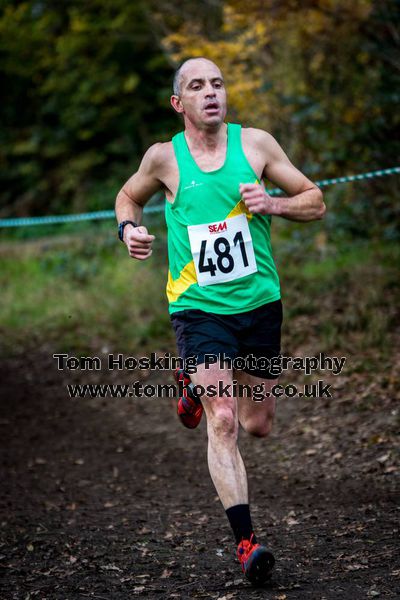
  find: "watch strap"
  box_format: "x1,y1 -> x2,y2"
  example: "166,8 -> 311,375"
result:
118,220 -> 138,242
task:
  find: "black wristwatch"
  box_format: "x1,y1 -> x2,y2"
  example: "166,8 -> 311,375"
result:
118,220 -> 138,242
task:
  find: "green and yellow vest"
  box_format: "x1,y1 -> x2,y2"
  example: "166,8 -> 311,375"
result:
165,122 -> 280,314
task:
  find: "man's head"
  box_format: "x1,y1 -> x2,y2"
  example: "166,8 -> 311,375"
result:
171,58 -> 227,129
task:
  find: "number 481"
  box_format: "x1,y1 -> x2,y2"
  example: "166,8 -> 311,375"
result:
198,231 -> 249,276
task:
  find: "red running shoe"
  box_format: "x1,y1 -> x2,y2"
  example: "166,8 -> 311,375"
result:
174,368 -> 203,429
237,534 -> 275,585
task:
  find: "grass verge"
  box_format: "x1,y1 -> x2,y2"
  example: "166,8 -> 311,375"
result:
1,224 -> 399,372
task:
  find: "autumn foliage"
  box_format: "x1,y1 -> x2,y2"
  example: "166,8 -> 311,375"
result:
1,0 -> 399,234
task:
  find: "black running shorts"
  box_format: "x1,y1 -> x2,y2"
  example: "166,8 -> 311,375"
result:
170,299 -> 283,380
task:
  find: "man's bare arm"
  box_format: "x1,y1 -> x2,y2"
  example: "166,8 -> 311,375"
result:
115,143 -> 163,259
241,130 -> 326,222
115,143 -> 163,225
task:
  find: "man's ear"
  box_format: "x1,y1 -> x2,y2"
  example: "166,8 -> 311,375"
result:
170,95 -> 184,114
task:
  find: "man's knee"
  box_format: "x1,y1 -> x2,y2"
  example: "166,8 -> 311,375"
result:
243,410 -> 275,438
206,399 -> 237,439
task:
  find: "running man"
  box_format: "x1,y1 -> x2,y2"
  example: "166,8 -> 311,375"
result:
115,57 -> 326,584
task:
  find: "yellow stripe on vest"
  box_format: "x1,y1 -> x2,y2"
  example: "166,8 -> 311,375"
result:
166,196 -> 254,304
167,260 -> 197,304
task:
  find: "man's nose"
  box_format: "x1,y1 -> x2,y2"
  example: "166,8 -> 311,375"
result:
204,83 -> 216,97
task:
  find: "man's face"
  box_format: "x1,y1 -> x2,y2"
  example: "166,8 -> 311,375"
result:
173,60 -> 227,129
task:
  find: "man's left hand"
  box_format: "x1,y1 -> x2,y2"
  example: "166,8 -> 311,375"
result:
239,183 -> 275,215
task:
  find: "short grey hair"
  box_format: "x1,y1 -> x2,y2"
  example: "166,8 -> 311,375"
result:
172,57 -> 215,96
173,63 -> 184,96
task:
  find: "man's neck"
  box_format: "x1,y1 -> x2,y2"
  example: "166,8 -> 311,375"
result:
184,120 -> 227,153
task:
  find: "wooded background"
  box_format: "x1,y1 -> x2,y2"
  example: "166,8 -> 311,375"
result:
1,0 -> 399,239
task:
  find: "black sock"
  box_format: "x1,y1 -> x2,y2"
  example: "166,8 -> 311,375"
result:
225,504 -> 257,545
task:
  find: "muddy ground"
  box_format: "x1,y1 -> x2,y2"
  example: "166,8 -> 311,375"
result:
0,347 -> 399,599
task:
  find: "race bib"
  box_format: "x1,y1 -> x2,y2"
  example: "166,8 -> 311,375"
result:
187,214 -> 257,287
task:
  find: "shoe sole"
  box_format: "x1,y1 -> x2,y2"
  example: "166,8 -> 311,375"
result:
178,397 -> 203,429
175,371 -> 203,429
245,547 -> 275,585
179,414 -> 202,429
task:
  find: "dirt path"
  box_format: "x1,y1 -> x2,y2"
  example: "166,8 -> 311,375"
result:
0,351 -> 399,599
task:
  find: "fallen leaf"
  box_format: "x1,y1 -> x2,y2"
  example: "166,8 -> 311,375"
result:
160,568 -> 172,578
100,564 -> 122,572
376,454 -> 390,463
384,466 -> 397,474
138,526 -> 151,535
345,563 -> 368,571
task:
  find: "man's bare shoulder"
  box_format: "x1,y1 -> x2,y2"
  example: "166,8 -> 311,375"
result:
149,140 -> 174,160
242,127 -> 288,168
242,127 -> 278,149
142,141 -> 174,169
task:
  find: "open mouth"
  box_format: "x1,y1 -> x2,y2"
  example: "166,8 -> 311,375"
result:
204,102 -> 219,113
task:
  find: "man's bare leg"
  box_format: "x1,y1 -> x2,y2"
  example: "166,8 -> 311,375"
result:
189,362 -> 276,582
234,370 -> 278,437
189,365 -> 278,506
190,363 -> 248,509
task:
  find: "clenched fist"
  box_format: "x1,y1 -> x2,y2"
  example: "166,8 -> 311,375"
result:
239,182 -> 275,216
124,225 -> 155,260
